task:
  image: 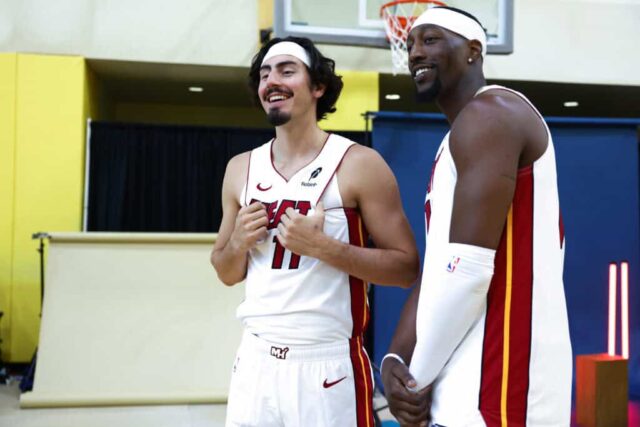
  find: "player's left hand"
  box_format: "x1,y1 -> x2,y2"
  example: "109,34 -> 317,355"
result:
382,357 -> 431,427
277,201 -> 325,257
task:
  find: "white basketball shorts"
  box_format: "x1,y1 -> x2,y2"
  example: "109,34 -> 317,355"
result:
225,331 -> 375,427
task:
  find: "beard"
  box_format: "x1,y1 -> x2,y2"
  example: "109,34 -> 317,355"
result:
267,109 -> 291,126
415,77 -> 442,103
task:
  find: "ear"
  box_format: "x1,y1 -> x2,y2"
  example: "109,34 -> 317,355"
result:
467,39 -> 483,63
312,82 -> 326,100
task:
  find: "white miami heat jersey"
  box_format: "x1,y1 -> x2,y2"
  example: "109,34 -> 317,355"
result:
237,134 -> 370,346
421,86 -> 572,426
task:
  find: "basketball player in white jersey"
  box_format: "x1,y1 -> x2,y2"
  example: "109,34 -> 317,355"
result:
211,36 -> 420,426
380,7 -> 572,427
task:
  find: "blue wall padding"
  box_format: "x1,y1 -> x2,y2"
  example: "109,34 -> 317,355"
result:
370,112 -> 640,397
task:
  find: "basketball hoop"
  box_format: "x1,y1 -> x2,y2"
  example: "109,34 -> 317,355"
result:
380,0 -> 447,75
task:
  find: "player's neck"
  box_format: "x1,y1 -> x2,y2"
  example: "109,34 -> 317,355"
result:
272,117 -> 328,175
437,74 -> 486,124
273,115 -> 326,158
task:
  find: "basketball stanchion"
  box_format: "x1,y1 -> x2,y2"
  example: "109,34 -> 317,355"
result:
576,261 -> 629,427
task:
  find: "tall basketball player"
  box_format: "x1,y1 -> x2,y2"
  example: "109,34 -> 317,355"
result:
380,7 -> 572,427
211,37 -> 420,426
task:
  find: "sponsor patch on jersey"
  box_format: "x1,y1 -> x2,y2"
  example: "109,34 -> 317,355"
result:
309,167 -> 322,180
301,166 -> 322,187
447,256 -> 461,273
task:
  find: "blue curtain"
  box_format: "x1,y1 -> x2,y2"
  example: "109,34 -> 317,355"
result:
371,112 -> 640,397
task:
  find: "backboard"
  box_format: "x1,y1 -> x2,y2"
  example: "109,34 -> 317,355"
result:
273,0 -> 513,54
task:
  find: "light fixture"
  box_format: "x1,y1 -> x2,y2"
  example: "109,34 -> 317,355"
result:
189,86 -> 204,93
608,262 -> 617,356
621,261 -> 629,359
385,94 -> 401,101
563,101 -> 579,108
608,261 -> 631,359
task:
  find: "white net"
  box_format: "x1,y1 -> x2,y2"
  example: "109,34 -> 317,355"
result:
381,0 -> 446,75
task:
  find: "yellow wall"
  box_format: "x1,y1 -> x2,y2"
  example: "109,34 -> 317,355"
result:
1,54 -> 87,362
322,71 -> 378,131
0,54 -> 18,360
258,0 -> 274,36
84,64 -> 108,123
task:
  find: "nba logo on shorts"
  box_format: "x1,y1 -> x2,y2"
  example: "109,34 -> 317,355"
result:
447,256 -> 460,273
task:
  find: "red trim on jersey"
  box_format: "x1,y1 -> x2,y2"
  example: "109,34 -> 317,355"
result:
349,336 -> 375,427
480,167 -> 534,426
344,208 -> 370,337
507,168 -> 534,424
427,149 -> 442,194
316,141 -> 355,205
479,227 -> 507,427
244,150 -> 253,206
559,210 -> 565,248
269,134 -> 331,183
425,200 -> 432,232
424,149 -> 442,233
345,209 -> 373,426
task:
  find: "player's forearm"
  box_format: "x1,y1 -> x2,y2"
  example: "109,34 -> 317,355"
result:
211,242 -> 248,286
388,281 -> 420,363
312,234 -> 419,287
409,244 -> 494,389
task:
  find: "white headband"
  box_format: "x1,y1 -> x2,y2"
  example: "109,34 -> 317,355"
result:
410,8 -> 487,57
261,41 -> 311,68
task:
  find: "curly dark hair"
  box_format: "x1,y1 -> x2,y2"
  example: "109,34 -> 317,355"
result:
248,36 -> 343,121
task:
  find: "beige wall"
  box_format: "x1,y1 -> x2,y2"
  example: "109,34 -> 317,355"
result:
0,0 -> 638,85
0,0 -> 259,67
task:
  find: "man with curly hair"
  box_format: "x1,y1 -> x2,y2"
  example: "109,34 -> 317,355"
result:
212,37 -> 420,426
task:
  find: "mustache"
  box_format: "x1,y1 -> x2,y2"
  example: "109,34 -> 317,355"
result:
264,87 -> 294,100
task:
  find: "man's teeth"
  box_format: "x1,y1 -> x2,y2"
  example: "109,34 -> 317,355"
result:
269,95 -> 288,102
415,67 -> 431,77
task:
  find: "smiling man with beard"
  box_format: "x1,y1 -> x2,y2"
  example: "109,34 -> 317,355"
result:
380,7 -> 572,427
211,37 -> 420,426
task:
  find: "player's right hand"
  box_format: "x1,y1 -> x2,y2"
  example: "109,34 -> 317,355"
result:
381,357 -> 431,427
230,201 -> 268,252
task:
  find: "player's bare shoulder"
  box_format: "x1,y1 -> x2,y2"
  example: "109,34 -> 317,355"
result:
450,90 -> 529,160
451,88 -> 548,170
456,90 -> 524,135
337,143 -> 398,208
223,151 -> 251,203
226,151 -> 251,174
339,144 -> 393,182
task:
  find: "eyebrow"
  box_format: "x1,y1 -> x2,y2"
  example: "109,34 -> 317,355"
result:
259,60 -> 300,72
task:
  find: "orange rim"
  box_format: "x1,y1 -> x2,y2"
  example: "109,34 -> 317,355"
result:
380,0 -> 447,17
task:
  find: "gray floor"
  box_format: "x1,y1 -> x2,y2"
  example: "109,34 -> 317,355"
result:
0,381 -> 228,427
0,380 -> 396,427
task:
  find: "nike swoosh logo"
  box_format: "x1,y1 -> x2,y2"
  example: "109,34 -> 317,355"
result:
323,376 -> 347,389
256,183 -> 272,191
